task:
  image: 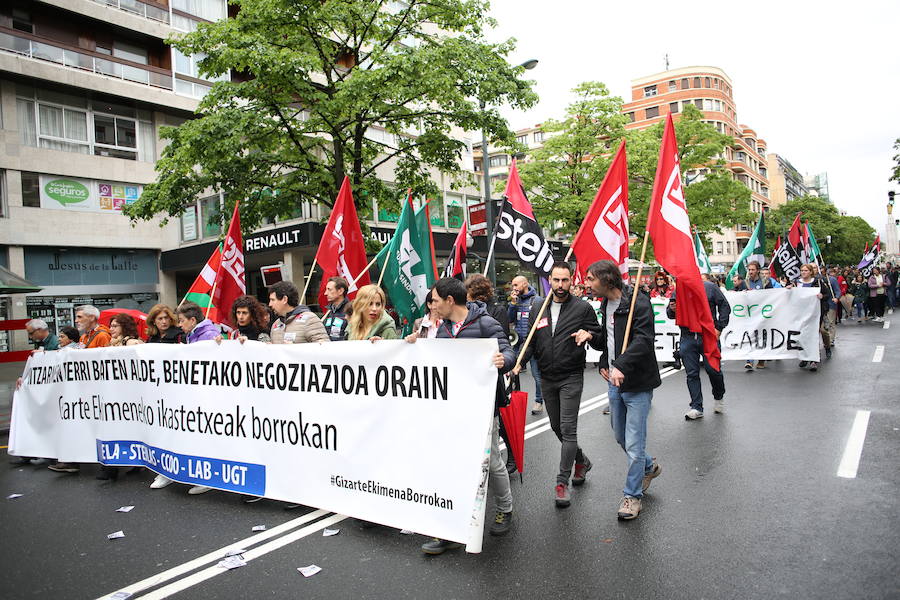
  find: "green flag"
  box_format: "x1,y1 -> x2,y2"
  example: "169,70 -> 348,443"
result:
807,223 -> 822,264
376,199 -> 433,335
725,215 -> 766,290
694,231 -> 711,275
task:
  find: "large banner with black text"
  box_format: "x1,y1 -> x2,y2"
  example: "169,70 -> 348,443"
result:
10,340 -> 498,551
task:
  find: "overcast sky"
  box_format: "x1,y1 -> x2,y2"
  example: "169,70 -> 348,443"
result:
485,0 -> 900,239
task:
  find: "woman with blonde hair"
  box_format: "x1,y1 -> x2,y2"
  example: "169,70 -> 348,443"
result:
347,285 -> 398,341
146,304 -> 185,344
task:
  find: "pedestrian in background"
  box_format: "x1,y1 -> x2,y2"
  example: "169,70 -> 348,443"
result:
146,304 -> 185,344
868,267 -> 887,322
508,275 -> 544,414
25,319 -> 58,352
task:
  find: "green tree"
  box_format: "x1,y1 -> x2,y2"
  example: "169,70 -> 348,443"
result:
124,0 -> 537,231
891,137 -> 900,184
767,195 -> 875,265
514,82 -> 628,234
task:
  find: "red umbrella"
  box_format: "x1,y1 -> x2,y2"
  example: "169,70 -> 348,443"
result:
99,308 -> 148,340
499,374 -> 527,482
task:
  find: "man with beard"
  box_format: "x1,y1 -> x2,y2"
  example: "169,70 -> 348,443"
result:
514,262 -> 602,508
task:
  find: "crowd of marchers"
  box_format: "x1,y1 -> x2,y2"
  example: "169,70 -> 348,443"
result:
13,257 -> 898,555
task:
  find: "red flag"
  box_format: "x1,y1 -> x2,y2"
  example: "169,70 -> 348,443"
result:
184,244 -> 223,322
787,213 -> 807,263
442,222 -> 468,280
572,140 -> 629,282
211,202 -> 246,327
315,176 -> 371,309
504,159 -> 536,220
646,114 -> 720,371
769,236 -> 781,279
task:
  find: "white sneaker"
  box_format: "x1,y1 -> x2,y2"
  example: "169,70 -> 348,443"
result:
685,409 -> 704,420
188,485 -> 211,495
150,474 -> 173,489
714,399 -> 725,414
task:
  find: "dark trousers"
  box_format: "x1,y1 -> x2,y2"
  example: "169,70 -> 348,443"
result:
541,371 -> 588,485
679,333 -> 725,412
868,295 -> 886,318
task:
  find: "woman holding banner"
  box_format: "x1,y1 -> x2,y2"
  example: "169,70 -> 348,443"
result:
347,285 -> 398,341
868,267 -> 887,323
796,264 -> 824,371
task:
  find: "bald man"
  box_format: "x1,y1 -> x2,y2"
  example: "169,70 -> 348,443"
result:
508,275 -> 544,414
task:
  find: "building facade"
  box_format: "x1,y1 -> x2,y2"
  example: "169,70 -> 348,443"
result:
621,66 -> 771,268
766,153 -> 809,208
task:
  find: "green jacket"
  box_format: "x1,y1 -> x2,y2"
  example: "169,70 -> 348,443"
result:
350,311 -> 398,340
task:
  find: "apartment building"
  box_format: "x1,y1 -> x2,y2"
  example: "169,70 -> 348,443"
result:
766,153 -> 809,208
621,66 -> 771,268
804,172 -> 830,203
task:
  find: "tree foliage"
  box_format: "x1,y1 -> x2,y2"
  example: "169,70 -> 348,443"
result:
125,0 -> 537,231
891,137 -> 900,184
766,196 -> 875,266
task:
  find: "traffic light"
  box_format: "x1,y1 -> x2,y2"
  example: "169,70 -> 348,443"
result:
890,190 -> 896,205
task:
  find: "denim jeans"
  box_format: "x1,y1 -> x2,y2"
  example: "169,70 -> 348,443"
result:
607,383 -> 654,499
489,416 -> 512,513
515,343 -> 543,404
679,333 -> 725,412
542,372 -> 588,485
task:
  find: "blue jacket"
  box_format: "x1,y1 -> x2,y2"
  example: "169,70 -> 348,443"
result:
438,301 -> 515,410
507,286 -> 541,340
187,319 -> 220,343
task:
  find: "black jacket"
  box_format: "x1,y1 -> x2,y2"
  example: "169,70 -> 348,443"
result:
666,280 -> 731,333
592,286 -> 661,393
436,301 -> 515,410
520,294 -> 602,380
147,327 -> 185,344
322,298 -> 350,341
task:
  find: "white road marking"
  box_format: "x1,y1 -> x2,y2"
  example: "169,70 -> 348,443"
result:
883,320 -> 890,330
872,345 -> 885,362
837,410 -> 871,479
97,509 -> 332,599
137,514 -> 347,600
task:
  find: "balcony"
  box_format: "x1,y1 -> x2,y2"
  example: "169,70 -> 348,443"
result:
0,28 -> 173,90
89,0 -> 171,24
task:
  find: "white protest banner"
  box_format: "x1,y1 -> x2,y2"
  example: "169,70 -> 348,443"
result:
720,287 -> 821,361
10,339 -> 497,551
585,297 -> 680,363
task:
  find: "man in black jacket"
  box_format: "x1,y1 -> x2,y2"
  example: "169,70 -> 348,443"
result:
322,276 -> 351,341
583,260 -> 661,520
409,277 -> 516,555
515,262 -> 602,508
667,273 -> 730,419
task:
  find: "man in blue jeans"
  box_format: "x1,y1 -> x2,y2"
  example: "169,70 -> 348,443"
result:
583,260 -> 662,520
508,275 -> 544,414
667,273 -> 730,419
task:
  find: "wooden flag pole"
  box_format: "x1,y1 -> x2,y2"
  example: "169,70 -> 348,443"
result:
300,258 -> 318,300
620,229 -> 650,356
377,256 -> 388,288
204,277 -> 219,320
349,254 -> 380,289
513,247 -> 573,371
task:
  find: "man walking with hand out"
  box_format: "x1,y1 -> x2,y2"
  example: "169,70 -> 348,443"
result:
584,260 -> 662,520
515,262 -> 602,508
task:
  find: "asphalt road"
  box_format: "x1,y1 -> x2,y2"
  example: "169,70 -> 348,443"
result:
2,316 -> 898,600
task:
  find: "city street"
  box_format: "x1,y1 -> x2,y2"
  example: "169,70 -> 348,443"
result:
1,318 -> 898,600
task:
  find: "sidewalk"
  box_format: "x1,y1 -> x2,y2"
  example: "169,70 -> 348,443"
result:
1,361 -> 25,433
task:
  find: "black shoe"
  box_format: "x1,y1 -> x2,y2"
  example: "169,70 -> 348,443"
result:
505,459 -> 517,475
96,466 -> 119,481
673,357 -> 682,370
489,511 -> 512,536
825,347 -> 832,359
798,361 -> 808,368
8,456 -> 33,465
421,538 -> 462,555
809,362 -> 819,372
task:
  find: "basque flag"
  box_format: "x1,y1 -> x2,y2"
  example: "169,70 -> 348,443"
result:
572,140 -> 630,282
442,222 -> 468,280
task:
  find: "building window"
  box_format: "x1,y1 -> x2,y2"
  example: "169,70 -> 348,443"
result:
21,172 -> 41,208
694,99 -> 703,109
704,77 -> 711,88
533,131 -> 544,143
12,8 -> 33,33
489,155 -> 508,168
704,99 -> 714,111
694,77 -> 701,88
627,112 -> 635,122
474,159 -> 482,172
645,106 -> 659,119
668,80 -> 676,92
515,134 -> 527,145
716,242 -> 723,254
681,78 -> 689,89
171,0 -> 227,21
669,102 -> 679,114
643,85 -> 657,98
200,194 -> 222,238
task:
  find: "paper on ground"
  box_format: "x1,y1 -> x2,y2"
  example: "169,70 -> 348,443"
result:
107,530 -> 125,540
322,528 -> 340,537
7,493 -> 23,499
217,555 -> 247,569
116,506 -> 135,513
298,565 -> 322,578
252,525 -> 266,531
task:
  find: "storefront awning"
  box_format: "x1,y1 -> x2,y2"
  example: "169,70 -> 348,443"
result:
0,265 -> 42,294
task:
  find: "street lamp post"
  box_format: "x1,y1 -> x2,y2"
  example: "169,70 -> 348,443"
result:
481,58 -> 538,285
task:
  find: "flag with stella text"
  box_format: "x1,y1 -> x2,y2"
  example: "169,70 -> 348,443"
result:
376,197 -> 432,334
315,176 -> 371,309
857,235 -> 881,277
725,215 -> 765,290
211,203 -> 246,328
770,236 -> 803,282
183,244 -> 222,321
694,230 -> 711,275
571,140 -> 630,282
442,222 -> 468,280
646,114 -> 721,371
490,160 -> 555,281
